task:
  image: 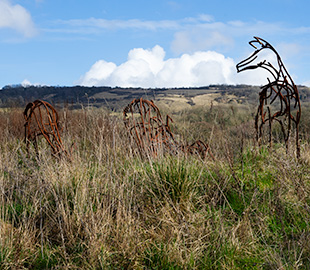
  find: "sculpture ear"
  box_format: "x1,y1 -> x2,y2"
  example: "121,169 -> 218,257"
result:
250,36 -> 268,49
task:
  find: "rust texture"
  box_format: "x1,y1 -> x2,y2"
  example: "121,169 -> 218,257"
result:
24,100 -> 68,157
123,98 -> 214,159
184,140 -> 215,160
236,36 -> 301,157
123,98 -> 177,156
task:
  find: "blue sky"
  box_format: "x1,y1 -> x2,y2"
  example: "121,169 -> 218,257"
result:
0,0 -> 310,88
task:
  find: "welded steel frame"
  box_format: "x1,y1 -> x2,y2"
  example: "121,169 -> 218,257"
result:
24,99 -> 67,157
236,36 -> 301,157
184,140 -> 215,160
123,98 -> 214,159
123,98 -> 177,156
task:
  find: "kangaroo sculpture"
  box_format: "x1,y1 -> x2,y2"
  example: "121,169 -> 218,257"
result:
123,98 -> 177,156
123,98 -> 214,159
236,36 -> 301,157
24,100 -> 68,158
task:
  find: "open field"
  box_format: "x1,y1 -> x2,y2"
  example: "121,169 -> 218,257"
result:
1,97 -> 310,269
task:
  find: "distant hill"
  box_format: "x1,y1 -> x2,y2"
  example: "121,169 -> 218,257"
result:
1,84 -> 310,110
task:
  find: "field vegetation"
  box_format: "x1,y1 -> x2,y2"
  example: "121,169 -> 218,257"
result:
1,100 -> 310,269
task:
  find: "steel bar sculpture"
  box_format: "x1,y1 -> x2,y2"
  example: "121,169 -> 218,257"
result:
123,98 -> 214,159
24,100 -> 68,157
123,98 -> 177,156
184,140 -> 215,160
236,37 -> 301,157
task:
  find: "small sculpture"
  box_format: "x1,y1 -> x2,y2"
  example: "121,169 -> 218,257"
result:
123,98 -> 214,159
24,100 -> 68,157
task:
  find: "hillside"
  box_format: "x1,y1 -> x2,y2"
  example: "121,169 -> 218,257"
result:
1,84 -> 310,110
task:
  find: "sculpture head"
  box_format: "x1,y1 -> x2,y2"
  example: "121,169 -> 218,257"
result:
236,36 -> 275,73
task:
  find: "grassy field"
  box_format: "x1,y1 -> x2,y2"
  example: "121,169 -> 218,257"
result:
1,101 -> 310,269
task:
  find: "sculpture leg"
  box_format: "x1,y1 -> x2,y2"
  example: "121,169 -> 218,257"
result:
296,124 -> 300,158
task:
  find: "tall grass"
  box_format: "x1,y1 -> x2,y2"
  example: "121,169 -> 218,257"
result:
0,104 -> 310,269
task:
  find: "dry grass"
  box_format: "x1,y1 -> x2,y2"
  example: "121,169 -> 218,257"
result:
0,104 -> 310,269
155,95 -> 192,112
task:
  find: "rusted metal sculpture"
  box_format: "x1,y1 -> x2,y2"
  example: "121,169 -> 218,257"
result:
123,98 -> 177,156
184,140 -> 215,160
24,100 -> 68,157
236,36 -> 301,157
123,98 -> 214,159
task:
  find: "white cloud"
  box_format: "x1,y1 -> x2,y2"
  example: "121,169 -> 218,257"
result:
0,0 -> 37,37
51,15 -> 310,62
169,19 -> 292,55
51,14 -> 217,35
78,45 -> 270,88
21,79 -> 42,86
21,79 -> 31,86
277,42 -> 301,59
79,60 -> 117,86
58,17 -> 179,32
171,30 -> 233,54
303,80 -> 310,87
167,1 -> 182,11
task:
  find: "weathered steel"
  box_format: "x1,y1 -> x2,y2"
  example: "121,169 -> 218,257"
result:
123,98 -> 177,156
236,36 -> 301,157
24,100 -> 68,157
123,98 -> 214,159
185,140 -> 215,160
